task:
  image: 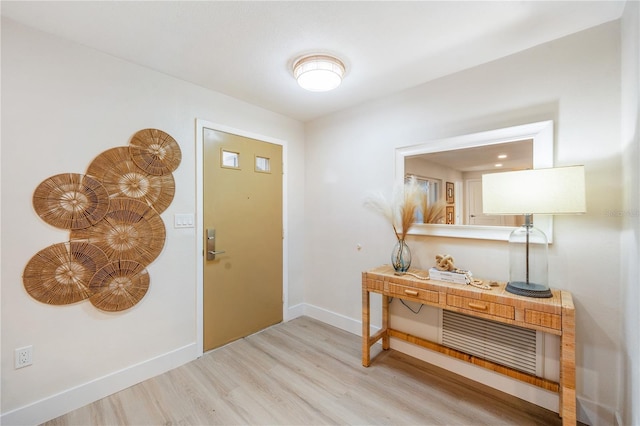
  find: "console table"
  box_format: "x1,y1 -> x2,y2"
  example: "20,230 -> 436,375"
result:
362,265 -> 576,425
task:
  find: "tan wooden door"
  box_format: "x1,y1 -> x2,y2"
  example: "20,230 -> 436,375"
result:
203,128 -> 283,351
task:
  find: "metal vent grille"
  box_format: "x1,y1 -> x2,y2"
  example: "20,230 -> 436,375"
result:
442,310 -> 538,375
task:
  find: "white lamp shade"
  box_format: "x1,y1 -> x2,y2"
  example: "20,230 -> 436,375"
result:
294,55 -> 344,92
482,165 -> 586,215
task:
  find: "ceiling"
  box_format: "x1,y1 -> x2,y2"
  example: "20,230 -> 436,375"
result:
409,139 -> 533,173
1,1 -> 626,122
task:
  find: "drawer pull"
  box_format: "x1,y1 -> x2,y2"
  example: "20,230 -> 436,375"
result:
468,302 -> 488,310
404,289 -> 419,296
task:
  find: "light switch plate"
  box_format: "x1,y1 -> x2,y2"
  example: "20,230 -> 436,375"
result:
174,213 -> 194,228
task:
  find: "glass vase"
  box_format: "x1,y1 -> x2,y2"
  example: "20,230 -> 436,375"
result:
391,239 -> 411,273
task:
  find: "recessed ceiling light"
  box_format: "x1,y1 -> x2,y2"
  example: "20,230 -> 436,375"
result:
495,163 -> 503,167
293,54 -> 345,92
498,154 -> 507,159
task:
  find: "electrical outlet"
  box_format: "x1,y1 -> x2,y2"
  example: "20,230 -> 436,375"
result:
15,346 -> 33,369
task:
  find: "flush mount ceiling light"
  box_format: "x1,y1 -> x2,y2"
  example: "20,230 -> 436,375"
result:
293,54 -> 345,92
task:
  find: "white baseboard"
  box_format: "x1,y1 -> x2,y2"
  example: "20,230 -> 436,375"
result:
614,409 -> 624,426
1,343 -> 198,426
285,301 -> 305,321
293,302 -> 617,426
4,304 -> 617,426
577,395 -> 620,426
288,302 -> 363,336
391,338 -> 560,411
3,306 -> 313,425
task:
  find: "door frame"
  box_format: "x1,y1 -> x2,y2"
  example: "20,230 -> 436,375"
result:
195,118 -> 288,356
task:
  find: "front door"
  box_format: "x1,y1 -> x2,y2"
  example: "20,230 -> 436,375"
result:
202,127 -> 283,351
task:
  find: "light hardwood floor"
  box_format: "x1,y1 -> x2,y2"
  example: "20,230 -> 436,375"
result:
44,316 -> 567,425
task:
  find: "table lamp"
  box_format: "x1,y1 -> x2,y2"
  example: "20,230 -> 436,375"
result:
482,166 -> 586,298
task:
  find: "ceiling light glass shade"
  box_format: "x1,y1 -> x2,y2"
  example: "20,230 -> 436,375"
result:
293,55 -> 345,92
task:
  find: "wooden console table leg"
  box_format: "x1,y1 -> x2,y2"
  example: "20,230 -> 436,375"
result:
382,293 -> 390,350
362,285 -> 371,367
560,291 -> 577,425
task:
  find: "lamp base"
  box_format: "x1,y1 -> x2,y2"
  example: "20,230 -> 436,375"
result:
505,281 -> 553,298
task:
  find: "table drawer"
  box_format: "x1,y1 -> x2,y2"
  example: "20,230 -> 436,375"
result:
446,294 -> 515,320
388,283 -> 439,304
365,278 -> 384,292
525,309 -> 561,330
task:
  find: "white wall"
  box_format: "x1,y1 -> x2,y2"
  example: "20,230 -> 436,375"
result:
304,21 -> 623,424
0,19 -> 305,424
2,12 -> 634,426
620,2 -> 640,425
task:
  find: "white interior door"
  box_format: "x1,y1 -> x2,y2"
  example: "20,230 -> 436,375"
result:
467,179 -> 504,226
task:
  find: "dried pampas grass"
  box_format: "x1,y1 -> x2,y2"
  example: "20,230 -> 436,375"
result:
420,192 -> 446,224
364,176 -> 423,241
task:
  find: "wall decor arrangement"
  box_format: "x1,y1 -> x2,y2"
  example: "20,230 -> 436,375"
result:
24,128 -> 181,312
446,181 -> 454,204
446,205 -> 455,225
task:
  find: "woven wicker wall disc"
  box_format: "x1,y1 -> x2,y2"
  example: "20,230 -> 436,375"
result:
32,173 -> 110,229
23,241 -> 109,305
70,197 -> 166,265
89,260 -> 150,312
129,128 -> 182,176
86,147 -> 175,214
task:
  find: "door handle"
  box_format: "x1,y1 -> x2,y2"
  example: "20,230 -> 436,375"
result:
206,229 -> 226,260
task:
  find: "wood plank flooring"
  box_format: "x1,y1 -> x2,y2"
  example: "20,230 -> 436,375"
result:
43,316 -> 567,425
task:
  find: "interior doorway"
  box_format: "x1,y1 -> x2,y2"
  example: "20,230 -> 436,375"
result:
467,179 -> 520,226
